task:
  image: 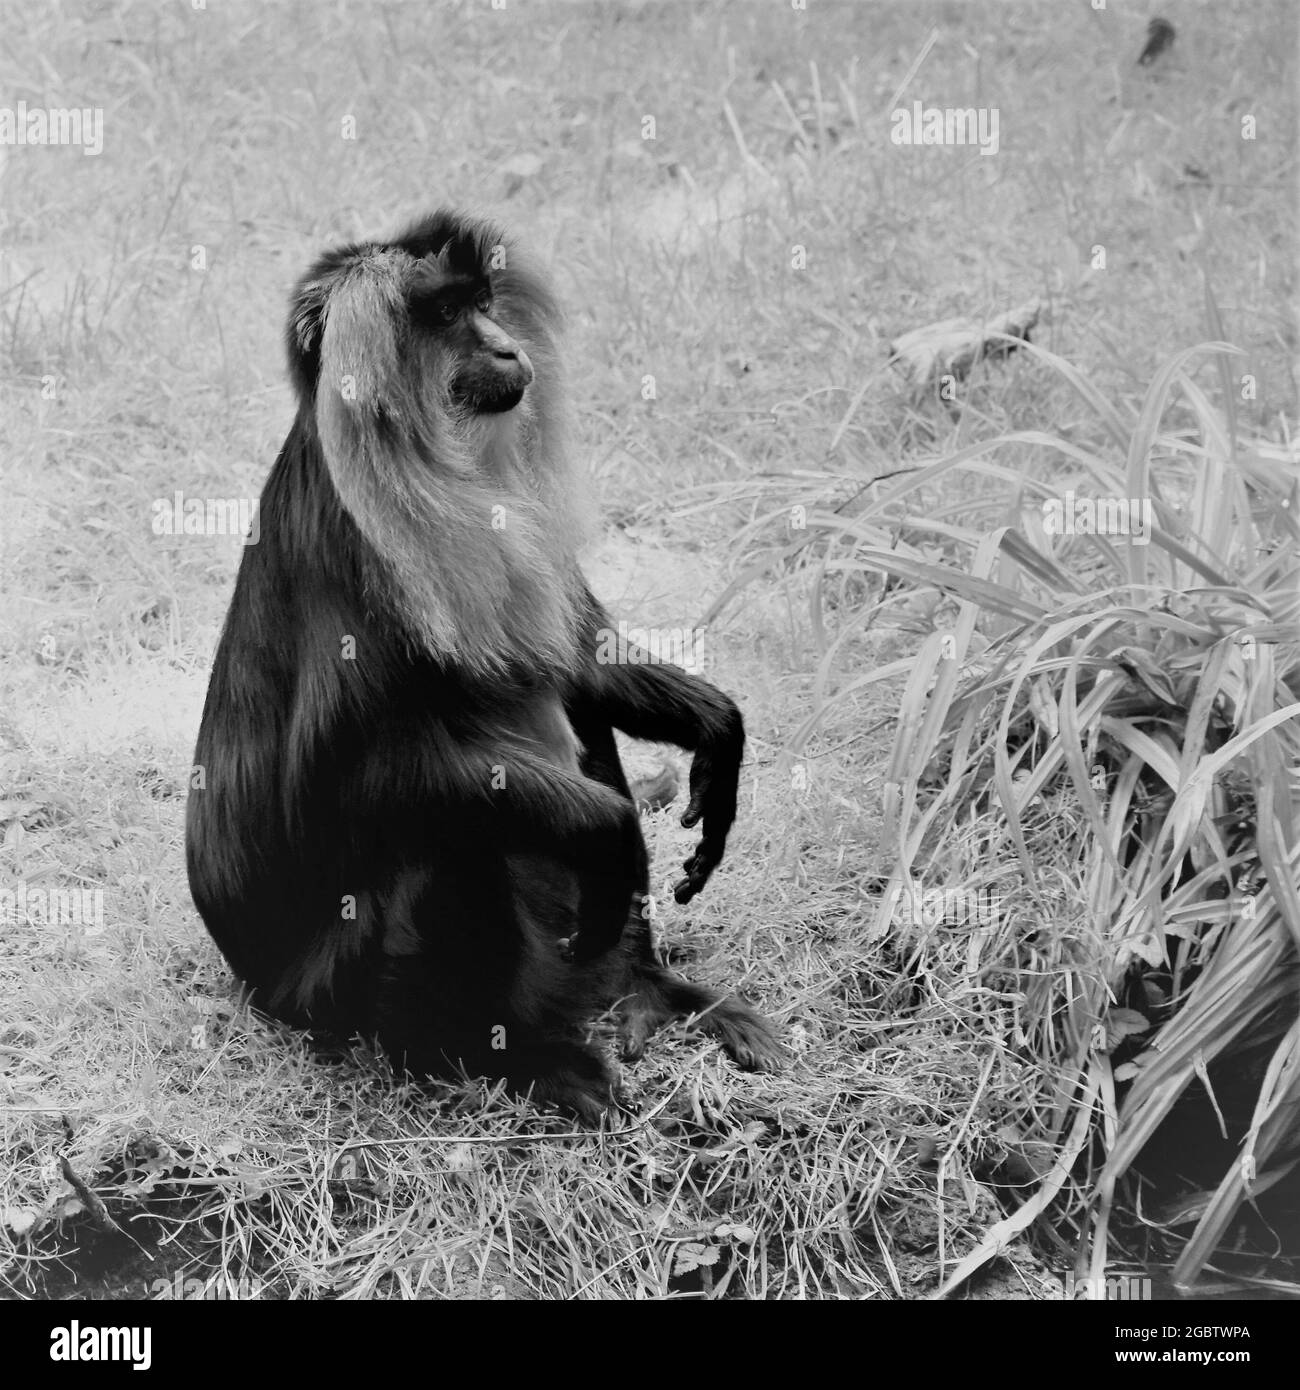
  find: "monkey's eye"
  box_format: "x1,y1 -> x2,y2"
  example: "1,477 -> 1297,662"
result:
436,300 -> 460,325
474,290 -> 493,315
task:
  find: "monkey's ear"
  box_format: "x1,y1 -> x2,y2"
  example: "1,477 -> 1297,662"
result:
292,278 -> 330,354
287,274 -> 333,395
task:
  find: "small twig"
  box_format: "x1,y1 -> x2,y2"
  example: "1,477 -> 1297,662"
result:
59,1154 -> 126,1237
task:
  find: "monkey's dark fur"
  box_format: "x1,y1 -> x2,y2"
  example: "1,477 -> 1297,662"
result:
186,210 -> 783,1119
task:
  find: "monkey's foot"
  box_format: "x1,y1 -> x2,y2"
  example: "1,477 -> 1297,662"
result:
520,1041 -> 618,1123
615,974 -> 786,1073
709,1001 -> 787,1073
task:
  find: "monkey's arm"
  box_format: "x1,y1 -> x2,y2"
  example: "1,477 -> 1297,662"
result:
569,593 -> 744,904
426,735 -> 644,959
274,683 -> 644,959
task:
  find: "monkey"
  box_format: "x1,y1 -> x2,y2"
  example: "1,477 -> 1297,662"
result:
186,209 -> 784,1120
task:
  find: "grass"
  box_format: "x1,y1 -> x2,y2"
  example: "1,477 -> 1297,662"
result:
0,0 -> 1295,1299
718,335 -> 1300,1295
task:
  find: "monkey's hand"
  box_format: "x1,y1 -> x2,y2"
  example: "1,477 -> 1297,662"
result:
673,728 -> 742,904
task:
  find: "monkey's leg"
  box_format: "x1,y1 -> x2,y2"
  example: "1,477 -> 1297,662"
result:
409,733 -> 644,958
568,717 -> 784,1071
374,867 -> 620,1120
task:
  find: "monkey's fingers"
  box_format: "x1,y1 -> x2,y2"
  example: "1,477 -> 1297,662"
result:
672,837 -> 725,903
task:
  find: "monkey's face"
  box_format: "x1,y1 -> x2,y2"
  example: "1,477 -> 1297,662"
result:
410,265 -> 534,415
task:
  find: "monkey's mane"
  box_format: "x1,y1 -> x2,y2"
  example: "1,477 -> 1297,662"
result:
286,210 -> 590,680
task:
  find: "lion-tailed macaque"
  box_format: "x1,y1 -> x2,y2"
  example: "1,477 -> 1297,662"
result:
186,211 -> 783,1119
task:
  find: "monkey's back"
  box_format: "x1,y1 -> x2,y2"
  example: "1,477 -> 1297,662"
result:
186,468 -> 615,1041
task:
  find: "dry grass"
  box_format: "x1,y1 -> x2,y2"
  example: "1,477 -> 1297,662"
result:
0,0 -> 1295,1299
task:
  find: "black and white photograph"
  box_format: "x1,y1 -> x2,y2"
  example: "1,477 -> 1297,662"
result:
1,0 -> 1297,1332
